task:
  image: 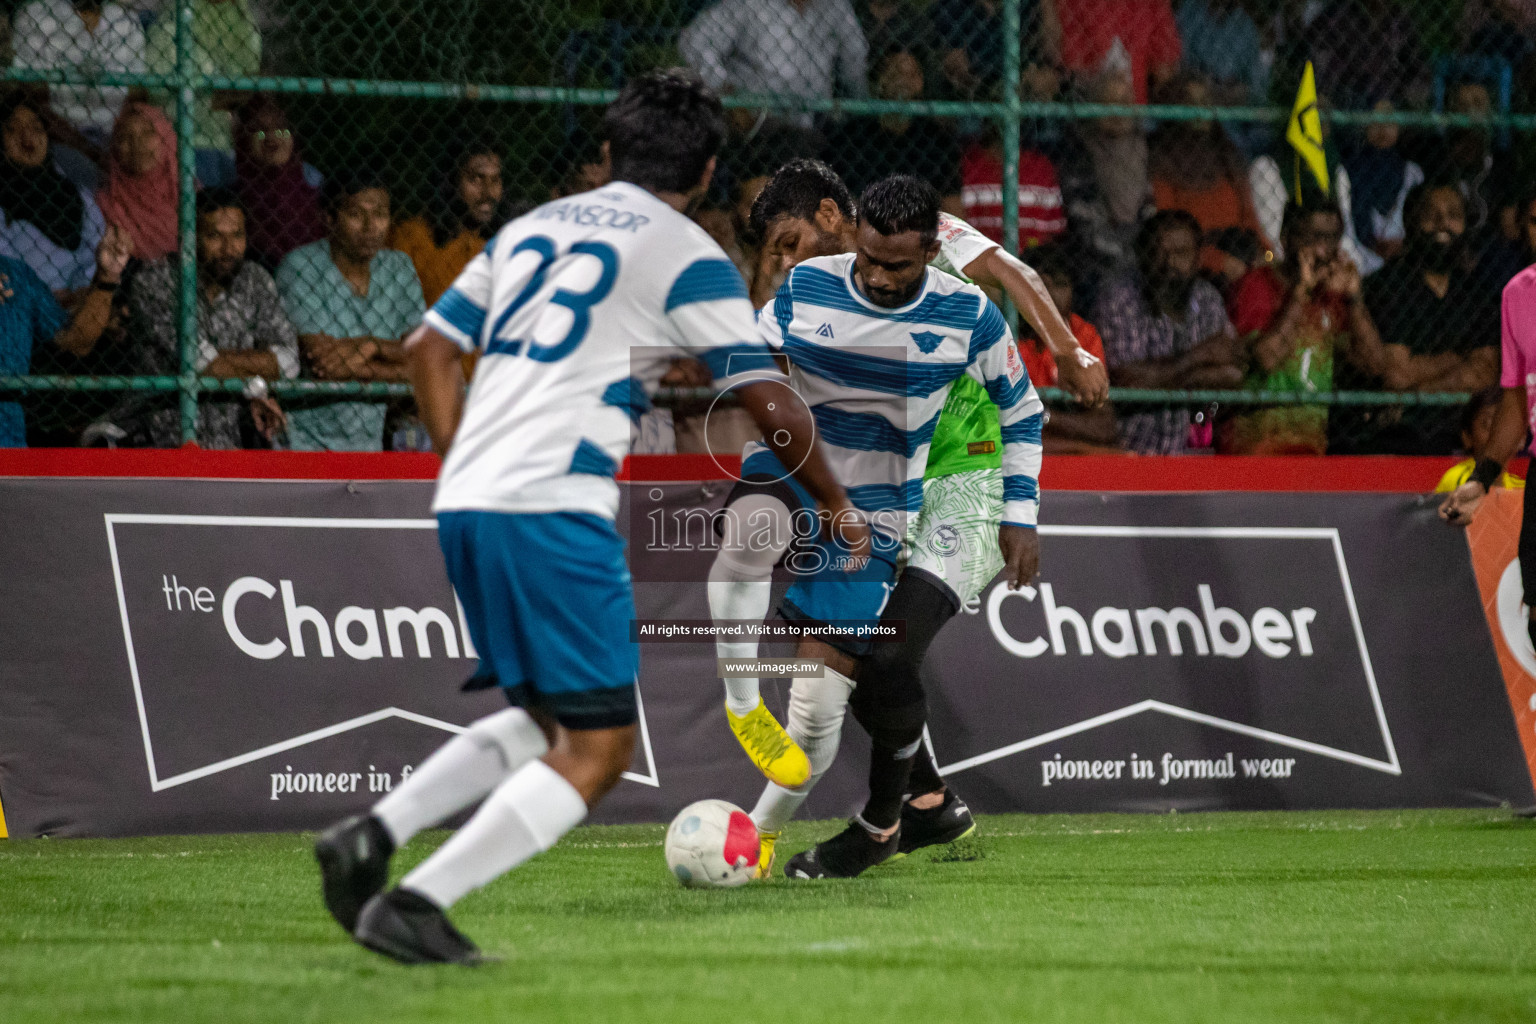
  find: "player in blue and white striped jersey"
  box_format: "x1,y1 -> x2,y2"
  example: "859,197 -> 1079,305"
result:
706,176 -> 1044,874
313,69 -> 867,965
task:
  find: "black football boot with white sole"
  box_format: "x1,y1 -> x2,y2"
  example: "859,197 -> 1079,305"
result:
895,788 -> 975,857
783,819 -> 901,879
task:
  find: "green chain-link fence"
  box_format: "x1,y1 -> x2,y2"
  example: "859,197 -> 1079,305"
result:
0,0 -> 1526,459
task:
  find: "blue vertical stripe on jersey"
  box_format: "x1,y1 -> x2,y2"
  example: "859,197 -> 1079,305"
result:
698,343 -> 781,379
782,335 -> 965,397
1002,475 -> 1040,502
600,377 -> 652,425
812,404 -> 943,457
569,438 -> 618,477
664,258 -> 749,311
1000,412 -> 1045,446
968,301 -> 1008,360
788,265 -> 981,328
429,287 -> 489,346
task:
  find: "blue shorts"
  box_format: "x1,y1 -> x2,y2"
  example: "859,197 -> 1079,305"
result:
733,449 -> 901,657
438,510 -> 639,730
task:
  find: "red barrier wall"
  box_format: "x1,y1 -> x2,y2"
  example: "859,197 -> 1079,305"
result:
0,449 -> 1505,492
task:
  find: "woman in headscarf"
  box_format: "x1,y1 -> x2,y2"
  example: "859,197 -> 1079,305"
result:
96,101 -> 183,263
0,92 -> 106,293
234,95 -> 325,270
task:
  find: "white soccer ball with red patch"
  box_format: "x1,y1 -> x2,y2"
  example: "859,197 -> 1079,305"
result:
664,799 -> 759,888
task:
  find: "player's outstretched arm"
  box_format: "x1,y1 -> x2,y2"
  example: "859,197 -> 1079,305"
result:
1440,386 -> 1527,526
965,247 -> 1108,408
735,378 -> 871,564
404,324 -> 467,457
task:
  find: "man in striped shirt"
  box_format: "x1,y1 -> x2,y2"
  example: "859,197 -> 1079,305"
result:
707,175 -> 1045,877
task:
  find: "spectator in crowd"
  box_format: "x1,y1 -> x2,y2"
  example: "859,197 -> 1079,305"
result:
1053,69 -> 1152,297
1175,0 -> 1265,111
1250,118 -> 1381,276
9,0 -> 144,149
1306,0 -> 1424,114
0,223 -> 130,446
1225,198 -> 1385,455
1419,80 -> 1516,237
1019,243 -> 1119,452
95,101 -> 182,264
275,174 -> 424,451
234,95 -> 325,270
932,0 -> 1043,99
0,93 -> 107,293
961,123 -> 1063,252
1435,386 -> 1526,493
1343,99 -> 1424,261
1043,0 -> 1181,104
1148,74 -> 1261,277
1094,209 -> 1243,454
1357,182 -> 1502,454
118,187 -> 294,448
830,49 -> 960,201
1209,225 -> 1263,295
857,0 -> 932,67
679,0 -> 867,144
1459,0 -> 1536,71
391,141 -> 506,306
146,0 -> 261,187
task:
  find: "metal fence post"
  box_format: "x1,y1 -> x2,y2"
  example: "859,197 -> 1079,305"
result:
175,0 -> 199,443
1000,0 -> 1022,331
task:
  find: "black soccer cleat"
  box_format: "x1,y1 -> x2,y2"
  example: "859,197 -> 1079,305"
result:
783,819 -> 901,879
896,788 -> 976,857
353,888 -> 489,966
315,814 -> 394,934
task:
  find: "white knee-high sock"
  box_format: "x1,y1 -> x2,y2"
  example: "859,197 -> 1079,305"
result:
401,760 -> 587,910
709,493 -> 793,717
749,667 -> 855,833
372,708 -> 547,848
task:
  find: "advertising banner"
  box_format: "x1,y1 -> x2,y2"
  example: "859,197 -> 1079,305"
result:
1464,488 -> 1536,788
0,476 -> 1528,838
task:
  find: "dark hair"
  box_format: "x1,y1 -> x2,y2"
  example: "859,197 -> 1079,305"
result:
1278,197 -> 1342,248
1026,241 -> 1074,285
0,90 -> 46,134
1461,385 -> 1504,440
603,67 -> 725,194
430,137 -> 503,246
195,186 -> 244,221
322,171 -> 389,217
858,174 -> 940,244
1135,209 -> 1203,274
1401,179 -> 1465,237
748,158 -> 855,240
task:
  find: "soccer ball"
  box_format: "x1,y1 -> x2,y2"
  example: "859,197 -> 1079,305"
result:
664,799 -> 759,888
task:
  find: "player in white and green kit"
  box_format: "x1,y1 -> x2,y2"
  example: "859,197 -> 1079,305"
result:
744,161 -> 1108,877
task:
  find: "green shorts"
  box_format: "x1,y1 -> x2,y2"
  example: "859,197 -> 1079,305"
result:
904,468 -> 1004,608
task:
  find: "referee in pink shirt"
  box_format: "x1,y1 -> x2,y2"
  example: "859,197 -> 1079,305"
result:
1441,264 -> 1536,647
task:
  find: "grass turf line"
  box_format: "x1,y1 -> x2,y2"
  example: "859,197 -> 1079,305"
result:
2,808 -> 1534,1024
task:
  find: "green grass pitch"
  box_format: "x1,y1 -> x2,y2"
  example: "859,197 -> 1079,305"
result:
2,808 -> 1535,1023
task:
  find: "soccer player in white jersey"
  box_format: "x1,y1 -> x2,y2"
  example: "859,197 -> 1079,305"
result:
311,69 -> 868,965
718,160 -> 1100,877
708,174 -> 1045,878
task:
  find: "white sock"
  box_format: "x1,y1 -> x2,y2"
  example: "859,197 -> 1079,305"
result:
401,759 -> 587,910
709,493 -> 792,717
749,666 -> 855,833
372,708 -> 547,848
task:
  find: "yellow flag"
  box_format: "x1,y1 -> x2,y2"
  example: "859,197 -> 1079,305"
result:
1286,61 -> 1329,203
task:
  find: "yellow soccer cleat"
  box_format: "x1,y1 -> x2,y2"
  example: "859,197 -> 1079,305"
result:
726,700 -> 811,788
755,829 -> 781,880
